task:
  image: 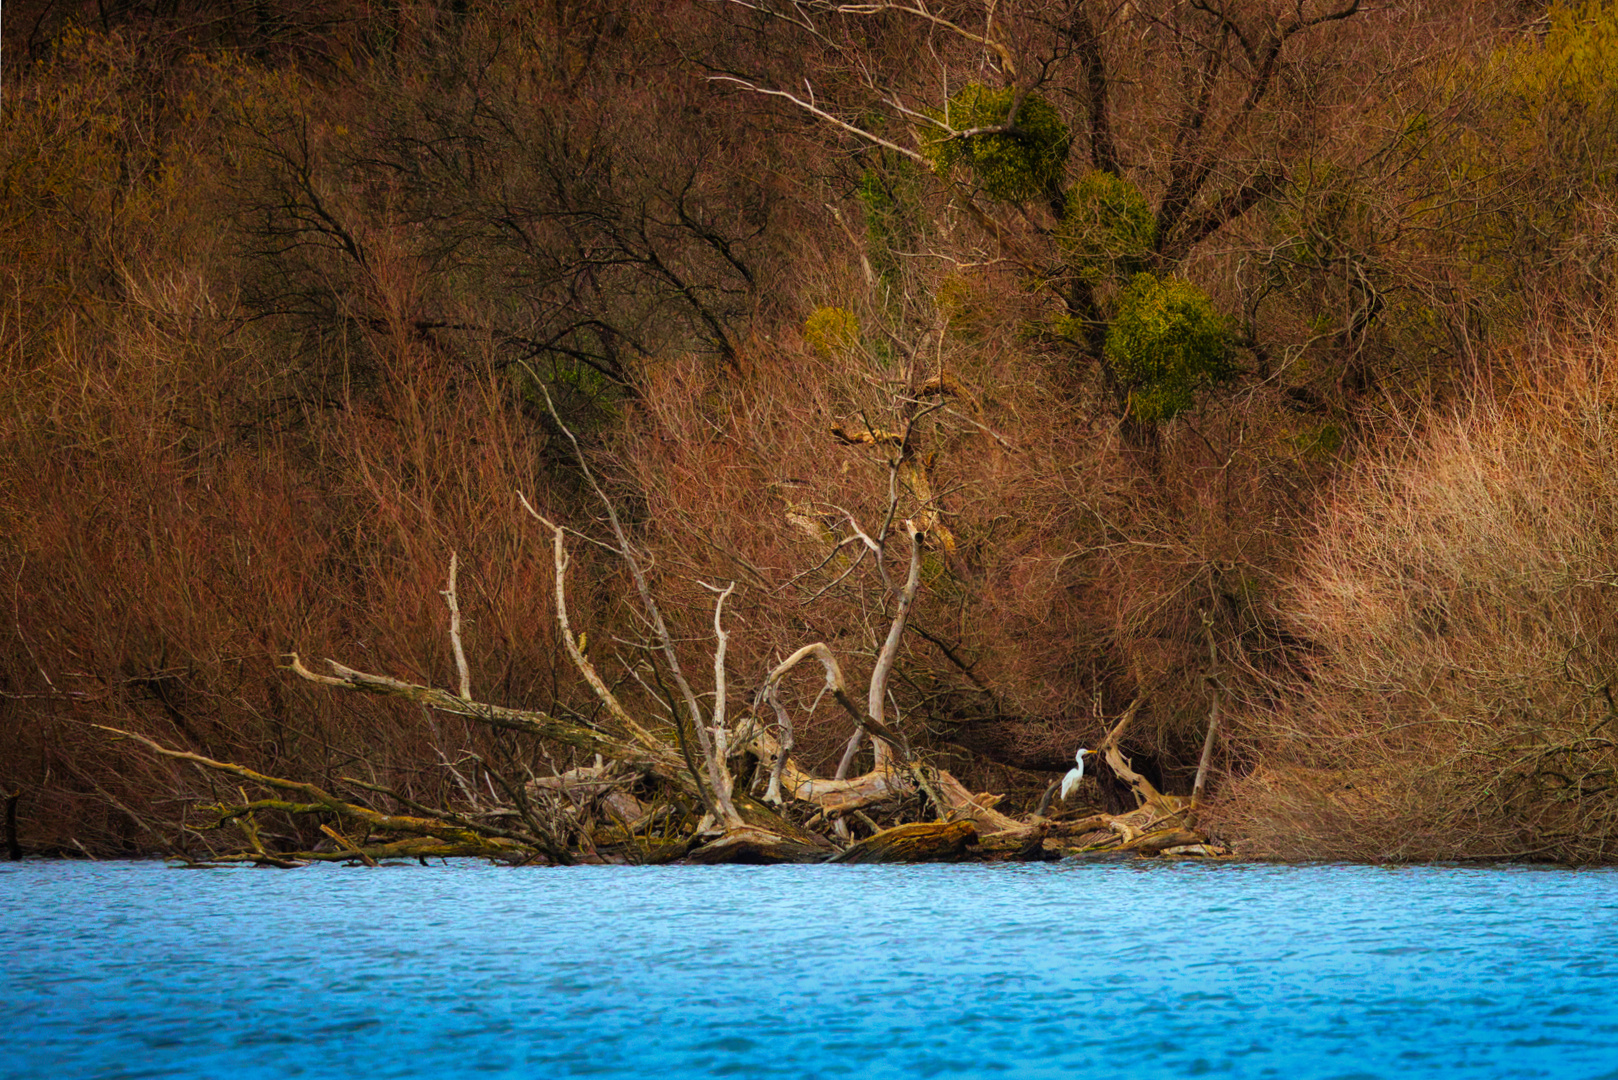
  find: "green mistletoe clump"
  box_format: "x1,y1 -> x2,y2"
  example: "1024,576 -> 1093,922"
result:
1105,273 -> 1231,422
1057,170 -> 1157,284
921,84 -> 1069,204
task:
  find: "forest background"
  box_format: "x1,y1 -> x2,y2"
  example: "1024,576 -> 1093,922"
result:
5,0 -> 1618,863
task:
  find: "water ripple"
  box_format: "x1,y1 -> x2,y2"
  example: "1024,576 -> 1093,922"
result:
3,861 -> 1617,1078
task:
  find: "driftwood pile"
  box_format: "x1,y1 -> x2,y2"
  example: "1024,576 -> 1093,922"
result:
99,649 -> 1225,867
101,391 -> 1227,867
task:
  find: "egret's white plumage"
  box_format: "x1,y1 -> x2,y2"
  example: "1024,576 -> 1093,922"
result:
1060,748 -> 1093,802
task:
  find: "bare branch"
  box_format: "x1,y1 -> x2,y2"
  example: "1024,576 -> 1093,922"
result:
708,75 -> 932,165
837,520 -> 927,776
705,581 -> 743,826
441,551 -> 472,702
515,494 -> 695,760
760,642 -> 865,729
522,377 -> 720,791
828,2 -> 1018,76
760,688 -> 794,805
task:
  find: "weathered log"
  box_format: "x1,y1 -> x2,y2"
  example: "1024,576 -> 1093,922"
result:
976,830 -> 1035,854
750,730 -> 913,811
830,819 -> 978,864
529,763 -> 649,825
1160,844 -> 1229,857
1050,814 -> 1114,836
677,776 -> 845,865
98,725 -> 578,863
750,729 -> 1020,834
979,815 -> 1114,851
1116,828 -> 1207,854
731,793 -> 838,850
974,830 -> 1060,860
685,825 -> 831,865
203,840 -> 529,866
1097,698 -> 1175,812
298,835 -> 528,862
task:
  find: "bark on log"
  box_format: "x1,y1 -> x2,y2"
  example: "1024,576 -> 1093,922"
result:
1116,828 -> 1206,854
685,826 -> 831,865
206,835 -> 531,865
830,819 -> 978,864
978,815 -> 1114,850
933,770 -> 1024,832
985,821 -> 1060,861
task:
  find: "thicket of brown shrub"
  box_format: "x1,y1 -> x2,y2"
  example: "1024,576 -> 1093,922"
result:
1219,323 -> 1618,862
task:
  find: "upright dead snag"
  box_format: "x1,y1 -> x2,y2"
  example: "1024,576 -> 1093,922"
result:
831,517 -> 928,777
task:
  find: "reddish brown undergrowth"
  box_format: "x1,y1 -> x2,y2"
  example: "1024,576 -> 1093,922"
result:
1219,322 -> 1618,862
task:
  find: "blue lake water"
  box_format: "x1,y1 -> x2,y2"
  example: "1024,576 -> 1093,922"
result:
3,860 -> 1617,1079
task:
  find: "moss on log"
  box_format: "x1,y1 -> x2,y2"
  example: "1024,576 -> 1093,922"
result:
831,819 -> 978,864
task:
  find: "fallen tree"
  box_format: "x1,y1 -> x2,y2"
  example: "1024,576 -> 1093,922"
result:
101,386 -> 1227,865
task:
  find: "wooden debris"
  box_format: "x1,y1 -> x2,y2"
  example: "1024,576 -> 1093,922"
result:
830,819 -> 978,864
1117,828 -> 1206,854
685,826 -> 830,865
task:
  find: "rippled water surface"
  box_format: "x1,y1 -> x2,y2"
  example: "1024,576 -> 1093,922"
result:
4,860 -> 1618,1079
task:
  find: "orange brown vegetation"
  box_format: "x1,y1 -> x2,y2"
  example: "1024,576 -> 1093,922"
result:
4,1 -> 1617,862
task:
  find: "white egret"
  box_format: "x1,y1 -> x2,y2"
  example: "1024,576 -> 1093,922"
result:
1060,748 -> 1094,802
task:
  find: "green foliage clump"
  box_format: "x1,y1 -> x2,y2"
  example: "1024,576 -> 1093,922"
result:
857,159 -> 929,290
1056,171 -> 1157,284
1104,274 -> 1231,422
804,306 -> 861,357
920,84 -> 1069,204
1503,1 -> 1618,112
